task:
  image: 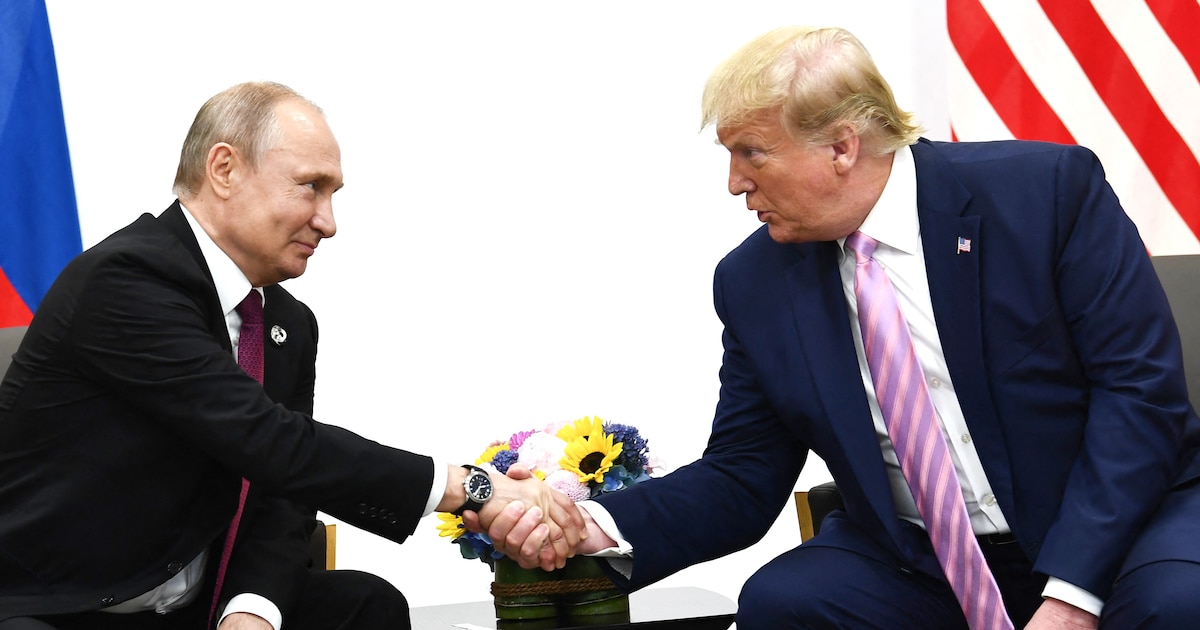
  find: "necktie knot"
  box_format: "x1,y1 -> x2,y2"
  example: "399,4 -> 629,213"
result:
845,231 -> 878,263
236,290 -> 263,328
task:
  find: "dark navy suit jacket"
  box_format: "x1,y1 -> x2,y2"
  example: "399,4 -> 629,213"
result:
596,138 -> 1200,601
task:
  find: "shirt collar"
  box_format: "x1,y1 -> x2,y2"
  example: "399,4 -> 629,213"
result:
838,144 -> 919,256
179,202 -> 261,316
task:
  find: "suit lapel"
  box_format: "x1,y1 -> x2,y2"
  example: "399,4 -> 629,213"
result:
912,140 -> 1016,522
261,288 -> 293,403
785,241 -> 903,543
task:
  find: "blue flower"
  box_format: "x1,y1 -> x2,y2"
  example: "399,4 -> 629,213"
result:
604,423 -> 649,472
455,531 -> 494,560
490,449 -> 520,474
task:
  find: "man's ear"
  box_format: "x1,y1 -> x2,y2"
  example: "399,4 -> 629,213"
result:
206,143 -> 237,200
830,128 -> 861,175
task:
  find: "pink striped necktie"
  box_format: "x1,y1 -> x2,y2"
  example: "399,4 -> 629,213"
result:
208,290 -> 262,627
846,232 -> 1012,630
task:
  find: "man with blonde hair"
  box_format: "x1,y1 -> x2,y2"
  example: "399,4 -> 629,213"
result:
481,26 -> 1200,629
0,81 -> 580,630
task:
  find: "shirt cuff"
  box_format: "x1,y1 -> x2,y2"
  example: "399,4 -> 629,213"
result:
219,593 -> 282,630
1042,576 -> 1104,617
576,500 -> 634,557
423,459 -> 450,516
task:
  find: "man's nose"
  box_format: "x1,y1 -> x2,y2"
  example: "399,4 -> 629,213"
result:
312,200 -> 336,238
728,168 -> 754,196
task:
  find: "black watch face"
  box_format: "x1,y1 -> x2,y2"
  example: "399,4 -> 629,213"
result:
467,472 -> 493,502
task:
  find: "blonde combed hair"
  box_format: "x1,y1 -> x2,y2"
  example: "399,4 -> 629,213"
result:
701,26 -> 922,155
172,81 -> 321,199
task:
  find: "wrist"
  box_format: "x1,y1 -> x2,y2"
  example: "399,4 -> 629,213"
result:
436,464 -> 468,513
437,464 -> 495,515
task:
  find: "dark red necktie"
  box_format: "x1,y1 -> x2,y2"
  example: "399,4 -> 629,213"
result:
208,290 -> 263,628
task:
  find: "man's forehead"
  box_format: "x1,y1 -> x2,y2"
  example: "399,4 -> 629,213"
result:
716,112 -> 783,145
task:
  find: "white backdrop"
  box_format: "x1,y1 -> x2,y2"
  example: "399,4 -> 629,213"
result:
44,0 -> 951,610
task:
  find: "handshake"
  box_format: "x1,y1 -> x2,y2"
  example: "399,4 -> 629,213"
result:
447,463 -> 615,571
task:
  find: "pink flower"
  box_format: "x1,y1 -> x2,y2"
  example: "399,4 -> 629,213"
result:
545,469 -> 591,502
508,429 -> 535,450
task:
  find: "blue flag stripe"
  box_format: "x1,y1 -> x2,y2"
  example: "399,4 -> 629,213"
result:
0,0 -> 82,314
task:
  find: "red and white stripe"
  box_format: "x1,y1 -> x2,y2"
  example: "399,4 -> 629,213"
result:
948,0 -> 1200,254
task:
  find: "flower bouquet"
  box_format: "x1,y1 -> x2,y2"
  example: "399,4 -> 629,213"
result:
436,415 -> 661,623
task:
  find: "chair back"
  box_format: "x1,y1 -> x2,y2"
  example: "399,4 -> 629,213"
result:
1,326 -> 28,379
1150,255 -> 1200,408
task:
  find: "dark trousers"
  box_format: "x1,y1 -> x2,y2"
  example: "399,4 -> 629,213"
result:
24,570 -> 409,630
736,520 -> 1200,629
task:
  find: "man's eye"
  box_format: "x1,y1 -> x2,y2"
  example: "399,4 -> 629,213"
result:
304,182 -> 317,190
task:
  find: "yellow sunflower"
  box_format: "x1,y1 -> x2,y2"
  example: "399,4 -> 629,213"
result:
476,441 -> 510,466
560,420 -> 623,484
556,416 -> 604,442
435,512 -> 466,540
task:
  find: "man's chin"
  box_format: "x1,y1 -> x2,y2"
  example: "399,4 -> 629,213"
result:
765,224 -> 803,244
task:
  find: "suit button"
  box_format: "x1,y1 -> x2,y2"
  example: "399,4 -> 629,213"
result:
167,561 -> 184,574
101,596 -> 115,605
358,503 -> 368,514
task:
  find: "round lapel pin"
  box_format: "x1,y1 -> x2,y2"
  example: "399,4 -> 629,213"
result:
271,324 -> 288,346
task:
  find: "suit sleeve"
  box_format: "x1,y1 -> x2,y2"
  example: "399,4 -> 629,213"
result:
1030,146 -> 1194,599
593,263 -> 808,590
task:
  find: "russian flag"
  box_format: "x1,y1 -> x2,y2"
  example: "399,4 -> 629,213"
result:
0,0 -> 82,327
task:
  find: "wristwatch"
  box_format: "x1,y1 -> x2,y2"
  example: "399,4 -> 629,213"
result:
453,464 -> 494,516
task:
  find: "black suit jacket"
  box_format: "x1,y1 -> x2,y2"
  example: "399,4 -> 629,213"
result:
0,203 -> 432,619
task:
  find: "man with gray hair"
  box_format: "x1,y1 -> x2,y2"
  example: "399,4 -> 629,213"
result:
0,81 -> 581,630
480,26 -> 1200,629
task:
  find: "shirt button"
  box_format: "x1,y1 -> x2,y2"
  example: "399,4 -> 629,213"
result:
961,433 -> 971,444
984,494 -> 997,506
929,377 -> 941,388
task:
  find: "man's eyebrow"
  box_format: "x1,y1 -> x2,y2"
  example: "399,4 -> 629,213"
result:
299,172 -> 344,190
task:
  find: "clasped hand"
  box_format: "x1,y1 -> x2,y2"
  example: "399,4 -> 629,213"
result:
461,464 -> 587,571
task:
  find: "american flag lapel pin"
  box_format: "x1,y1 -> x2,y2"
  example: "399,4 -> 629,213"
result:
956,236 -> 972,255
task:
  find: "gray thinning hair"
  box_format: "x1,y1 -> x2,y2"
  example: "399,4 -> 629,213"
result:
172,81 -> 322,198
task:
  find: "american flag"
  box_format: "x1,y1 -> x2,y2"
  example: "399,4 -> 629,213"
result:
957,236 -> 972,254
947,0 -> 1200,255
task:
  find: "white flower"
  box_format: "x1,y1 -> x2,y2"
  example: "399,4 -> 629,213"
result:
517,432 -> 568,476
645,452 -> 671,476
542,418 -> 572,435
